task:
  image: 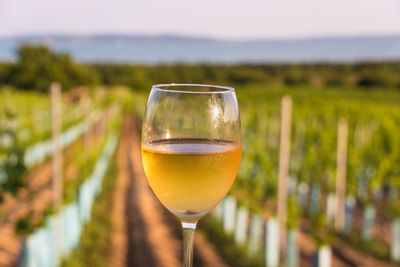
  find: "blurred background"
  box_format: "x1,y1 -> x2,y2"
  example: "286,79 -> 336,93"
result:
1,0 -> 400,266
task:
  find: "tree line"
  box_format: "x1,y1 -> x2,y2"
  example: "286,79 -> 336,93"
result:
1,45 -> 400,91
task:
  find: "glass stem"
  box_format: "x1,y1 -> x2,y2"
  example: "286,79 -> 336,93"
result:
182,222 -> 197,267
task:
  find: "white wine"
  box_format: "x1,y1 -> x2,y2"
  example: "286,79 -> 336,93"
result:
142,139 -> 241,222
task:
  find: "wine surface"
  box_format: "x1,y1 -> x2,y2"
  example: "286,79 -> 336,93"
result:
141,138 -> 241,221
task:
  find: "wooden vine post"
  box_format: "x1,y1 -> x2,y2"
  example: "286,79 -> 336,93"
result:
277,96 -> 292,257
51,82 -> 63,210
50,82 -> 63,259
335,119 -> 348,232
82,96 -> 92,150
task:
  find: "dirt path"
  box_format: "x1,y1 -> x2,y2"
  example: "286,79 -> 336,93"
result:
122,117 -> 230,267
108,118 -> 129,267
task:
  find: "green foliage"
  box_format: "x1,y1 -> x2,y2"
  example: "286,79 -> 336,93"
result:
1,44 -> 400,91
193,87 -> 400,261
0,62 -> 12,86
386,200 -> 400,219
93,64 -> 151,90
2,142 -> 26,194
0,108 -> 27,196
287,195 -> 300,229
6,45 -> 99,91
15,204 -> 53,236
15,215 -> 33,236
0,87 -> 91,199
356,64 -> 400,88
63,142 -> 103,204
309,212 -> 335,247
90,62 -> 400,90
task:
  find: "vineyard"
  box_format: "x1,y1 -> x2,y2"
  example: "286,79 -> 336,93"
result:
210,87 -> 400,267
0,84 -> 400,267
0,86 -> 126,266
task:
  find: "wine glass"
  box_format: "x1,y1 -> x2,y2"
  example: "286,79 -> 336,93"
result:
141,84 -> 242,267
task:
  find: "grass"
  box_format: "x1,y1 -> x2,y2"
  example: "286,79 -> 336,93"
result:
198,215 -> 264,267
61,152 -> 117,267
339,232 -> 391,262
63,138 -> 105,204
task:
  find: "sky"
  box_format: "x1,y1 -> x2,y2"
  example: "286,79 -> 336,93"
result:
0,0 -> 400,40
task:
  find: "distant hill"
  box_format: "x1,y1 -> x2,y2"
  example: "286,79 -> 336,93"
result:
1,34 -> 219,43
1,34 -> 400,63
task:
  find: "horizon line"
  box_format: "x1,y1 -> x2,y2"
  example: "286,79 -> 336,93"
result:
1,31 -> 400,42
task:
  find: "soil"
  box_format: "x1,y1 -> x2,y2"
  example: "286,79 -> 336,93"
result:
117,116 -> 230,267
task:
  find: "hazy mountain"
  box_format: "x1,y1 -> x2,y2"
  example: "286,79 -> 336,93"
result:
1,34 -> 219,43
1,34 -> 400,63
